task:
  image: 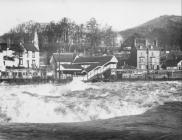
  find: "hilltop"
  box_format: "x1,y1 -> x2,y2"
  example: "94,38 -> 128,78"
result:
120,15 -> 182,50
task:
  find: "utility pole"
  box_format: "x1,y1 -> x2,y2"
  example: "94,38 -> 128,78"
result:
147,47 -> 149,76
146,39 -> 149,79
58,48 -> 60,81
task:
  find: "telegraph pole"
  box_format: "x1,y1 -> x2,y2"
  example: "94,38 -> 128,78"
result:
147,47 -> 149,76
146,38 -> 150,79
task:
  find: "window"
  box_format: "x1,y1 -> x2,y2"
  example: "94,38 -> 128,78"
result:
139,64 -> 145,69
150,57 -> 152,63
151,52 -> 154,56
27,60 -> 29,68
20,58 -> 23,65
32,60 -> 35,66
150,57 -> 155,64
18,72 -> 22,78
32,52 -> 35,58
20,52 -> 23,57
139,57 -> 144,63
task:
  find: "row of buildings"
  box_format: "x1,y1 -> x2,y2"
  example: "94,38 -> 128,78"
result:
117,37 -> 182,71
0,32 -> 182,82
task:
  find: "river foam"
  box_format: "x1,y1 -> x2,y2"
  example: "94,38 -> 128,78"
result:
0,80 -> 181,123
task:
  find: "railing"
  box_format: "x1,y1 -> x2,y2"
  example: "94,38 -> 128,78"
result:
82,63 -> 114,81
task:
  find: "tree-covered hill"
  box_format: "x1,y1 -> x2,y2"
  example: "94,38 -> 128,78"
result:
120,15 -> 182,50
0,18 -> 118,56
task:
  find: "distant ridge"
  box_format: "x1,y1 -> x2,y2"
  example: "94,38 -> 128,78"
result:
120,15 -> 182,50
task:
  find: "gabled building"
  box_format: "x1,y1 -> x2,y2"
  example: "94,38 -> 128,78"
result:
135,38 -> 160,70
0,31 -> 40,71
161,51 -> 182,70
50,52 -> 77,79
18,42 -> 39,68
73,55 -> 118,81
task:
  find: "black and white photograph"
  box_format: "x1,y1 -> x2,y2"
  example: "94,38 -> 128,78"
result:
0,0 -> 182,139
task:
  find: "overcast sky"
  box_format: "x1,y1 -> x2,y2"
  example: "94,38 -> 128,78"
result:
0,0 -> 181,35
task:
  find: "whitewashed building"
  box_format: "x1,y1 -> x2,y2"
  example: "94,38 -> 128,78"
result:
0,43 -> 19,70
18,31 -> 40,68
0,32 -> 40,71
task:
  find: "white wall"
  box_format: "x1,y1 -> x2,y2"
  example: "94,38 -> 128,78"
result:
20,51 -> 39,68
0,52 -> 5,71
0,50 -> 19,70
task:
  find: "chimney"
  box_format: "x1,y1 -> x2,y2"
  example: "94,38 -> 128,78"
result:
33,31 -> 39,51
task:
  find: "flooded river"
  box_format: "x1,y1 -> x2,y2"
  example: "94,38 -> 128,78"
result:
0,80 -> 181,123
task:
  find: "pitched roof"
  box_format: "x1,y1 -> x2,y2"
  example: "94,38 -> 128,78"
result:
61,64 -> 83,70
136,45 -> 159,50
73,55 -> 113,64
0,43 -> 7,52
0,43 -> 24,52
23,43 -> 39,52
10,44 -> 24,52
73,55 -> 116,73
0,38 -> 6,43
52,53 -> 76,63
165,58 -> 182,67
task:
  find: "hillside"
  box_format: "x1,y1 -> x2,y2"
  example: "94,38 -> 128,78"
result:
120,15 -> 182,50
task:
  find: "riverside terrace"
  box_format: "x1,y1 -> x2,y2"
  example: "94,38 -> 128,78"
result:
0,51 -> 182,83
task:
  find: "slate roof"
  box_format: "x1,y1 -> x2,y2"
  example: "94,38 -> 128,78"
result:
164,52 -> 182,67
0,43 -> 7,52
52,53 -> 76,63
23,43 -> 39,52
73,55 -> 113,65
73,55 -> 116,72
61,64 -> 83,70
0,42 -> 38,52
165,58 -> 182,67
0,43 -> 25,52
10,44 -> 24,52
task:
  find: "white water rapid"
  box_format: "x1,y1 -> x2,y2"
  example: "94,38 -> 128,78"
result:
0,80 -> 182,123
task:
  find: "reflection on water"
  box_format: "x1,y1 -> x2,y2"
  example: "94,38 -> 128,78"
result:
0,80 -> 182,123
